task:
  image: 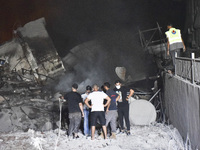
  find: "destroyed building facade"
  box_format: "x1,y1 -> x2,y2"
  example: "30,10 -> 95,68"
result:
0,18 -> 65,132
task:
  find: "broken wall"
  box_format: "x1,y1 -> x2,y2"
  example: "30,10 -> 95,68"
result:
164,74 -> 200,149
0,18 -> 65,133
0,18 -> 65,84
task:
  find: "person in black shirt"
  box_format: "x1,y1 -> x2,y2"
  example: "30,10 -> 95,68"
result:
104,82 -> 119,139
113,80 -> 134,135
63,83 -> 84,139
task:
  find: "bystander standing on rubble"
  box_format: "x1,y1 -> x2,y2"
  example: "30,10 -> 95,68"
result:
62,83 -> 84,139
103,82 -> 119,139
85,84 -> 111,140
113,80 -> 134,135
81,85 -> 92,137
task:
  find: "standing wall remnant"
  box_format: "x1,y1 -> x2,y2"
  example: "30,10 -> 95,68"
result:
164,73 -> 200,149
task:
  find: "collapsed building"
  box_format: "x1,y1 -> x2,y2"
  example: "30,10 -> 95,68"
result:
0,18 -> 65,132
0,17 -> 159,134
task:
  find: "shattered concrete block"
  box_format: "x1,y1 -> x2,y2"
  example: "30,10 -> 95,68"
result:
0,17 -> 65,85
41,121 -> 53,131
17,18 -> 49,38
0,109 -> 14,132
21,106 -> 39,120
0,96 -> 5,103
0,18 -> 68,133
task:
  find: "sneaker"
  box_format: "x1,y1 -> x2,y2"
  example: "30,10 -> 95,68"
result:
85,134 -> 88,137
120,129 -> 125,134
85,135 -> 90,139
126,130 -> 131,136
68,136 -> 73,141
110,132 -> 116,139
117,129 -> 125,134
73,135 -> 79,139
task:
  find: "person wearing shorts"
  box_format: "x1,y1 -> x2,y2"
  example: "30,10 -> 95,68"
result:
85,84 -> 111,140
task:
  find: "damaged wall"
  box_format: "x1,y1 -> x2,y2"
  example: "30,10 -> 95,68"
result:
164,74 -> 200,149
0,18 -> 65,84
0,18 -> 66,133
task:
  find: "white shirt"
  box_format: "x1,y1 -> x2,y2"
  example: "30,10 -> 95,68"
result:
87,91 -> 108,112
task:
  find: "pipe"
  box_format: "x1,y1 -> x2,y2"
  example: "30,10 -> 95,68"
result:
149,89 -> 161,102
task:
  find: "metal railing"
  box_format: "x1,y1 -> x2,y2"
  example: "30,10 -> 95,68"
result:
175,53 -> 200,84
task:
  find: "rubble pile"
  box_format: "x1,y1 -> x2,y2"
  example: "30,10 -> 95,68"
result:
0,92 -> 58,133
0,18 -> 66,133
0,65 -> 62,132
0,123 -> 185,150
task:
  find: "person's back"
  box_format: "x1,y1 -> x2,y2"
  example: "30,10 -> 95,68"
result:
104,82 -> 119,139
85,84 -> 111,140
106,89 -> 118,110
65,91 -> 82,113
62,83 -> 84,139
165,24 -> 186,73
165,26 -> 185,53
88,91 -> 107,112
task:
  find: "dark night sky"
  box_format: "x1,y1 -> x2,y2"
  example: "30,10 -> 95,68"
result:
0,0 -> 186,56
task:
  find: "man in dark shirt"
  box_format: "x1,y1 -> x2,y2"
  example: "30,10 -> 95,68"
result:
104,82 -> 119,139
113,80 -> 134,135
63,83 -> 84,139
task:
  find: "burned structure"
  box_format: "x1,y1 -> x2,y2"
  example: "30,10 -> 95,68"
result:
0,18 -> 65,132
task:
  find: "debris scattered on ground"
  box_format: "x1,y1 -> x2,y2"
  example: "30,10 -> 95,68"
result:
0,123 -> 185,150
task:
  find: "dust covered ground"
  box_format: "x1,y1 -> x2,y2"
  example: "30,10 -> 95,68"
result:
0,123 -> 186,150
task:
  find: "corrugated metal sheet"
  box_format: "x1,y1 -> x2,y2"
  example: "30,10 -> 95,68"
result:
175,58 -> 200,83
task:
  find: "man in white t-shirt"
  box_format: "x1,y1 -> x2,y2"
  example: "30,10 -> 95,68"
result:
85,84 -> 111,140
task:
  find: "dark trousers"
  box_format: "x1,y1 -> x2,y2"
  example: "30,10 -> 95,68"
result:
170,49 -> 181,69
118,106 -> 130,131
68,112 -> 82,136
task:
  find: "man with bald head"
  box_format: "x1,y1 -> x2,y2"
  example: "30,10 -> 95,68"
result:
85,84 -> 111,140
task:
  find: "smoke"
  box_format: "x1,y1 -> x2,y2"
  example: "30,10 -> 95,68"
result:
54,41 -> 116,93
55,65 -> 109,93
45,0 -> 186,94
0,0 -> 186,93
54,30 -> 152,94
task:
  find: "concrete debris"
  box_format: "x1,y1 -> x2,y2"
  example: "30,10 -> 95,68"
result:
30,99 -> 48,103
0,96 -> 5,103
0,18 -> 66,133
0,123 -> 186,150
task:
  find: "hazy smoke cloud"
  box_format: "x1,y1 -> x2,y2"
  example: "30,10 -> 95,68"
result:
0,0 -> 186,94
54,31 -> 153,94
55,41 -> 115,93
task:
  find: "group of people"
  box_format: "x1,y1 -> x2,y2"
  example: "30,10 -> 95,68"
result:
61,80 -> 134,140
59,24 -> 185,140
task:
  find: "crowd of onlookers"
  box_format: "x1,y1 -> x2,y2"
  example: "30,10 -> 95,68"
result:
61,80 -> 134,140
